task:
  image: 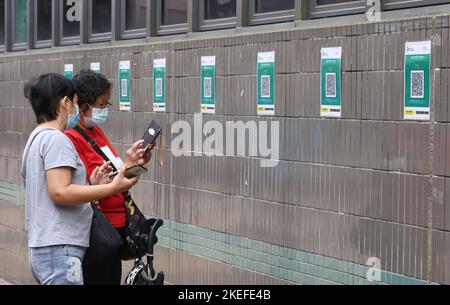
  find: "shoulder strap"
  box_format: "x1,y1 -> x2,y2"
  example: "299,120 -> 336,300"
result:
73,126 -> 132,199
73,126 -> 118,172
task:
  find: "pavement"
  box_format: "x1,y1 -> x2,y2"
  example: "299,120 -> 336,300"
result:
0,279 -> 12,285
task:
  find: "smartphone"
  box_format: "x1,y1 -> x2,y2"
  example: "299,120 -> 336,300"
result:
109,165 -> 148,179
142,121 -> 162,152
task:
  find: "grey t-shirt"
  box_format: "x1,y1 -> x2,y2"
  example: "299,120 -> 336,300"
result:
21,126 -> 93,248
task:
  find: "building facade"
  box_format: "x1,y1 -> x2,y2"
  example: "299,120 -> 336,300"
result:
1,0 -> 450,284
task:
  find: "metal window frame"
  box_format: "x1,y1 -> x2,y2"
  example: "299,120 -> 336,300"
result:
33,0 -> 52,49
248,0 -> 296,26
198,0 -> 237,31
309,0 -> 366,19
382,0 -> 450,10
0,0 -> 5,52
11,0 -> 29,51
59,0 -> 81,46
156,0 -> 188,36
87,0 -> 112,42
119,0 -> 147,40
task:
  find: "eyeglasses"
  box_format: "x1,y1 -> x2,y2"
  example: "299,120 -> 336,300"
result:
89,102 -> 112,110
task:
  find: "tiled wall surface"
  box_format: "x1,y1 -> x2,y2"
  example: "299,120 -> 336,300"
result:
1,14 -> 450,285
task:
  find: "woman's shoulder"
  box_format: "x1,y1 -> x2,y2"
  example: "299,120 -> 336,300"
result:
64,128 -> 81,139
34,128 -> 75,153
36,127 -> 66,143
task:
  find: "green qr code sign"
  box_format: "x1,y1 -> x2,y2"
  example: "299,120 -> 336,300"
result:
201,56 -> 216,114
320,47 -> 342,118
153,58 -> 166,113
118,60 -> 131,111
257,52 -> 275,116
404,41 -> 431,121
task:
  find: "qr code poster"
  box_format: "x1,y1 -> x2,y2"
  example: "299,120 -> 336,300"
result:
257,52 -> 275,116
118,60 -> 131,111
64,64 -> 74,80
90,62 -> 100,74
153,59 -> 166,113
321,47 -> 342,118
201,56 -> 216,114
404,41 -> 431,121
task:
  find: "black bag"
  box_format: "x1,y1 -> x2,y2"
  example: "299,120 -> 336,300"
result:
73,126 -> 155,261
120,192 -> 158,260
84,203 -> 123,265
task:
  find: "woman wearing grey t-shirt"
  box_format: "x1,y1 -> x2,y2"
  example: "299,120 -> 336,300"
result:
21,73 -> 138,285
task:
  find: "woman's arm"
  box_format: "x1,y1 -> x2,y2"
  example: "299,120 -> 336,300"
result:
46,166 -> 138,206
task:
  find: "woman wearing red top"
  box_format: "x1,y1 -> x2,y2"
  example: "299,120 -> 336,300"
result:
65,70 -> 153,285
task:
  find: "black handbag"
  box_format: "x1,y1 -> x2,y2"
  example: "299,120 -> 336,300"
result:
120,192 -> 158,260
84,203 -> 123,265
73,126 -> 156,261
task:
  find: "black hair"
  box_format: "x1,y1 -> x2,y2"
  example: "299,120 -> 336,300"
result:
24,73 -> 75,124
72,69 -> 112,110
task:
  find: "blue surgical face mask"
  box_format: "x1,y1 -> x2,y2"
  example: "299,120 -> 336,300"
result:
85,105 -> 109,128
65,99 -> 80,130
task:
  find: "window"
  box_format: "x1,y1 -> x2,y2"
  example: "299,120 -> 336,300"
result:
0,0 -> 5,48
161,0 -> 187,25
382,0 -> 450,10
13,0 -> 28,48
35,0 -> 52,47
309,0 -> 366,18
204,0 -> 236,20
255,0 -> 294,13
249,0 -> 295,25
157,0 -> 188,35
61,0 -> 81,44
121,0 -> 147,39
125,0 -> 146,30
89,0 -> 112,41
200,0 -> 237,30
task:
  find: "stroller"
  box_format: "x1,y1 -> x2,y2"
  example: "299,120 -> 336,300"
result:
124,218 -> 165,285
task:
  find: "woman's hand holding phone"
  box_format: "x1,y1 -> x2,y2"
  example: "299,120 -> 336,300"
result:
141,143 -> 155,165
125,140 -> 147,168
111,166 -> 139,193
126,139 -> 155,168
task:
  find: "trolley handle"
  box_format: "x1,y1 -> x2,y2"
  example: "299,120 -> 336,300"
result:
148,219 -> 164,257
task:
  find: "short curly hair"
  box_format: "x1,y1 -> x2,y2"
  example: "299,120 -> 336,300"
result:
72,69 -> 112,110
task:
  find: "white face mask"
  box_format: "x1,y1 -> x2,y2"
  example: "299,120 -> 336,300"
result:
85,105 -> 109,128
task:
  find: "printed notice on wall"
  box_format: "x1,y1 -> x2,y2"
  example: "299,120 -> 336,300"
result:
257,52 -> 275,116
320,47 -> 342,118
404,41 -> 431,121
64,64 -> 74,80
118,60 -> 131,111
153,59 -> 166,113
90,62 -> 100,74
201,56 -> 216,114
